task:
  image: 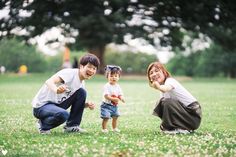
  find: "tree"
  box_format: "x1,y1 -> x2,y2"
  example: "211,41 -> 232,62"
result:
1,0 -> 236,76
137,0 -> 236,77
0,38 -> 47,72
177,0 -> 236,77
0,0 -> 135,72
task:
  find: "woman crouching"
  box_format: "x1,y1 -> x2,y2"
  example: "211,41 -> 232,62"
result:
147,62 -> 202,134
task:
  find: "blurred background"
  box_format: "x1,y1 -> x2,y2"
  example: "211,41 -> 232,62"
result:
0,0 -> 235,78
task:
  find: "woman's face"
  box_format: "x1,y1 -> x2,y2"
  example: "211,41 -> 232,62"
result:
149,66 -> 165,84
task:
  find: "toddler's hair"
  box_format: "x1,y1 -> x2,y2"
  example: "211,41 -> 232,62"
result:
105,65 -> 122,78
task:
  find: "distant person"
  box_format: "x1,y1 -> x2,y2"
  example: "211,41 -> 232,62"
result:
100,65 -> 125,133
73,57 -> 78,68
62,60 -> 72,69
32,54 -> 100,134
0,65 -> 6,74
62,46 -> 72,69
147,62 -> 202,134
18,65 -> 27,74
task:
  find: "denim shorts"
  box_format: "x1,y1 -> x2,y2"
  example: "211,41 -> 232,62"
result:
100,102 -> 120,119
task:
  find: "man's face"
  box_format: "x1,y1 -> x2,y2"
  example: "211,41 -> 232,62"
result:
80,63 -> 97,80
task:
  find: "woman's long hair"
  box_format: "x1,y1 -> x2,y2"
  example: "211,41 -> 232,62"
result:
147,62 -> 171,83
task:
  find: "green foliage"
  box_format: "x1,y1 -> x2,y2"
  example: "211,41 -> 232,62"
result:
44,55 -> 63,72
44,50 -> 157,74
2,0 -> 236,76
167,44 -> 236,77
2,0 -> 132,50
194,45 -> 225,77
195,45 -> 236,77
0,38 -> 47,72
0,38 -> 91,73
0,74 -> 236,156
167,52 -> 201,77
42,51 -> 89,72
105,51 -> 157,74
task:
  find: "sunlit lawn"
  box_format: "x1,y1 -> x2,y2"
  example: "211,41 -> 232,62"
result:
0,73 -> 236,156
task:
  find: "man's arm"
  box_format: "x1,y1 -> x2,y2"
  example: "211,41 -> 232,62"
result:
45,74 -> 66,94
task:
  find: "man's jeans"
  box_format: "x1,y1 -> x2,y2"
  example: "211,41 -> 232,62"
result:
33,88 -> 86,130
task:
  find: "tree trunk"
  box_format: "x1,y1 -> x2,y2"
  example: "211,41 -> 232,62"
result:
229,69 -> 236,78
88,45 -> 105,74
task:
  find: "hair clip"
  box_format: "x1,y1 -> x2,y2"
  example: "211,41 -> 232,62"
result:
105,65 -> 122,72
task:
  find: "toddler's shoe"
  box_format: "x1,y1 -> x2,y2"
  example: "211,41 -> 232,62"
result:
112,128 -> 120,132
64,125 -> 88,133
101,129 -> 109,133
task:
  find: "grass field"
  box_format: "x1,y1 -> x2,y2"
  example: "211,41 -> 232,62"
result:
0,73 -> 236,156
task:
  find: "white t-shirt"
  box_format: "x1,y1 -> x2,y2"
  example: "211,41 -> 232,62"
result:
103,83 -> 123,104
32,69 -> 85,108
161,78 -> 197,106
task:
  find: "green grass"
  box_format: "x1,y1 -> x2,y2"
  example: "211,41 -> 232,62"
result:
0,73 -> 236,156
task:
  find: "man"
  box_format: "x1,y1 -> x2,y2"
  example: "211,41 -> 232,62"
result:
32,53 -> 100,134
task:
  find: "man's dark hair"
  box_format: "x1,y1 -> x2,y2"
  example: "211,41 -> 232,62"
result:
79,53 -> 100,69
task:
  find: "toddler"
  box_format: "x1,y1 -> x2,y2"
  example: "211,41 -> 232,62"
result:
100,65 -> 125,133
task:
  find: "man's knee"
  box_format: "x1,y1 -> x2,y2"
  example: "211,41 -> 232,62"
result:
55,111 -> 69,122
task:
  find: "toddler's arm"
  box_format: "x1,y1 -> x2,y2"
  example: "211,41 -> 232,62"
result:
118,95 -> 125,103
104,94 -> 119,103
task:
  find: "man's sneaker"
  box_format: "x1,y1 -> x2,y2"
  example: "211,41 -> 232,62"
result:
64,125 -> 88,133
39,129 -> 51,134
101,129 -> 109,133
112,128 -> 120,132
36,120 -> 51,134
36,120 -> 42,130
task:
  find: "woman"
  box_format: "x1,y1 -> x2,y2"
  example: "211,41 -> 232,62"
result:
147,62 -> 202,134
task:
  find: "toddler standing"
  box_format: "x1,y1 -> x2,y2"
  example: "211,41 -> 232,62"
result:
100,65 -> 125,133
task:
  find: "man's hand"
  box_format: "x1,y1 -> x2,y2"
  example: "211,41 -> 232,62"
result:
56,85 -> 68,94
85,102 -> 95,110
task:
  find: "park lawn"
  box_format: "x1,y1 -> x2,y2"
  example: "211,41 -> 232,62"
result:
0,73 -> 236,156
